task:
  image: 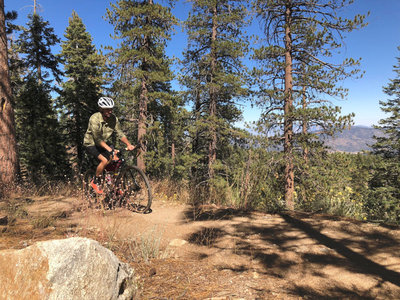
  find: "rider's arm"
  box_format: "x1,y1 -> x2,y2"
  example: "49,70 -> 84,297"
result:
99,140 -> 113,153
121,136 -> 135,151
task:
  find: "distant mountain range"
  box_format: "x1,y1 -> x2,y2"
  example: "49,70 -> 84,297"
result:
247,125 -> 383,153
325,126 -> 383,153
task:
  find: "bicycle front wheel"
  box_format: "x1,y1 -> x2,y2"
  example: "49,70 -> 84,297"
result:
117,166 -> 152,213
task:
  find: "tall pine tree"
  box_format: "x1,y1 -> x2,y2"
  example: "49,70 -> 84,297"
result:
17,13 -> 62,84
252,0 -> 367,210
368,46 -> 400,222
181,0 -> 249,197
59,11 -> 106,169
106,0 -> 177,171
14,11 -> 70,182
15,76 -> 70,183
372,47 -> 400,159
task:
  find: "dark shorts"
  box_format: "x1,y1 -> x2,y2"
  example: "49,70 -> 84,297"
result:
85,145 -> 114,161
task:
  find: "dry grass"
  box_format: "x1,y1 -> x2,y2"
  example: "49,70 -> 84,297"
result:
80,212 -> 170,264
152,178 -> 190,204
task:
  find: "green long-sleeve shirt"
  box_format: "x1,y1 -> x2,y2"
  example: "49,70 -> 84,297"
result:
83,112 -> 126,147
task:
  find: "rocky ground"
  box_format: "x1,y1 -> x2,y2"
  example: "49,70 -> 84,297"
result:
1,194 -> 399,299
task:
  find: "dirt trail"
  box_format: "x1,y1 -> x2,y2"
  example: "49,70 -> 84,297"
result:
1,195 -> 400,299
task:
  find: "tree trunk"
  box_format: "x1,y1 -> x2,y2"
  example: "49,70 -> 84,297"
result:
284,3 -> 294,211
242,149 -> 252,209
208,97 -> 217,179
208,4 -> 218,180
137,77 -> 147,171
171,141 -> 175,168
301,86 -> 308,204
137,0 -> 152,171
191,85 -> 201,179
192,86 -> 201,155
0,0 -> 18,187
302,86 -> 308,162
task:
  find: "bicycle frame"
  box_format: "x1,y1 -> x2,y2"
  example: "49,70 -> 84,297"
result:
82,148 -> 152,213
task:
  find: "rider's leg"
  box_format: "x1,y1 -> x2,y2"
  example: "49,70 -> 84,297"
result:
86,146 -> 112,194
95,154 -> 110,177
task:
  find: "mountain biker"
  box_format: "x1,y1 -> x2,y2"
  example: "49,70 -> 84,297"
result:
83,97 -> 135,194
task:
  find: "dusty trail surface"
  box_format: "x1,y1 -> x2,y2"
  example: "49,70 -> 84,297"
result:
1,195 -> 400,299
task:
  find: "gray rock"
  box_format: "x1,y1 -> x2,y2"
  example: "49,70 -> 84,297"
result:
0,237 -> 136,299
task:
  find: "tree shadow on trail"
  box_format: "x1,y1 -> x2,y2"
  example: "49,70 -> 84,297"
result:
187,227 -> 225,246
182,205 -> 253,222
181,206 -> 400,298
280,212 -> 400,287
291,285 -> 376,300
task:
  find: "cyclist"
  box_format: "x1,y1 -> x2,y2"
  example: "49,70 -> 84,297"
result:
83,97 -> 135,194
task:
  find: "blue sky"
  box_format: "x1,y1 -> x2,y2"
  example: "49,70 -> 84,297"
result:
6,0 -> 400,127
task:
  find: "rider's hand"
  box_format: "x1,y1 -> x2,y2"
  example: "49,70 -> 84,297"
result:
111,150 -> 120,161
126,144 -> 135,151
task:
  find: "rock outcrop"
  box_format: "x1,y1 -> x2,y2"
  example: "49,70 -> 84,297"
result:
0,237 -> 136,299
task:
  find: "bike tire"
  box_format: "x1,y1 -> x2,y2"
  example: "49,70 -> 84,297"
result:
116,166 -> 152,213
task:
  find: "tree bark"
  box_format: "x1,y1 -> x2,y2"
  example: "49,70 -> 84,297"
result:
192,86 -> 201,155
301,86 -> 308,204
171,141 -> 175,168
242,149 -> 252,209
137,77 -> 147,171
136,0 -> 153,172
302,86 -> 308,162
0,0 -> 18,187
208,4 -> 218,180
284,3 -> 294,210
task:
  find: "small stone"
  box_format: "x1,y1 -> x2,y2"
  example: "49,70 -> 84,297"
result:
169,239 -> 187,247
149,268 -> 156,277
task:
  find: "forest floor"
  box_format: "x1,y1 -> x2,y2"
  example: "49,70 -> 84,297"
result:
0,193 -> 400,299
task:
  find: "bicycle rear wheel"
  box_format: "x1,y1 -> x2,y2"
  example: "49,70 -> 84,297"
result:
117,166 -> 152,213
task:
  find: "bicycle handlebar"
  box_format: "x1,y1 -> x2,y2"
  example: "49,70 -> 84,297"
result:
113,144 -> 142,160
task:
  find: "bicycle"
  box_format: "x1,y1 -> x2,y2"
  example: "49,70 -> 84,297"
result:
82,148 -> 152,213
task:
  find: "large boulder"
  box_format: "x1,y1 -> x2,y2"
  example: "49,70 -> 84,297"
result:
0,237 -> 136,299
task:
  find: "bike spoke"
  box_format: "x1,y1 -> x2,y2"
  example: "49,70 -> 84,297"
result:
117,166 -> 152,213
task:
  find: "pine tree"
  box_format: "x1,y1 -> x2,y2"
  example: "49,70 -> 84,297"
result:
14,10 -> 70,182
372,47 -> 400,159
15,76 -> 70,183
106,0 -> 177,171
0,0 -> 18,187
368,46 -> 400,223
59,11 -> 106,169
252,0 -> 367,210
181,0 -> 249,195
17,12 -> 62,84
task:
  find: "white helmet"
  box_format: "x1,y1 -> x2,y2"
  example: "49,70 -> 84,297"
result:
98,97 -> 114,108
